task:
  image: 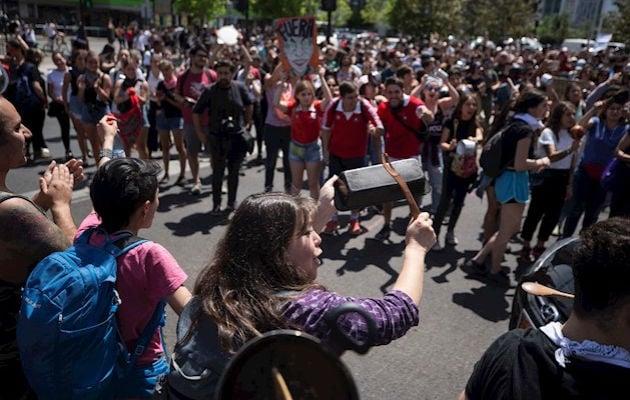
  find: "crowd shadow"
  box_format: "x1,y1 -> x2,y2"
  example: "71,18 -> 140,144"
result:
163,210 -> 229,237
323,215 -> 406,295
452,284 -> 512,323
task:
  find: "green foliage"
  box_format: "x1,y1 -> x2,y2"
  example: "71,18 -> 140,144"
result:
461,0 -> 537,42
536,14 -> 570,45
251,0 -> 307,18
610,0 -> 630,43
173,0 -> 227,21
388,0 -> 463,39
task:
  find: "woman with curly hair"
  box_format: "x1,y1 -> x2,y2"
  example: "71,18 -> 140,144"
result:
164,178 -> 436,398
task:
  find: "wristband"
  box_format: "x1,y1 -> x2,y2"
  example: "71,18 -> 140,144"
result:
99,148 -> 113,159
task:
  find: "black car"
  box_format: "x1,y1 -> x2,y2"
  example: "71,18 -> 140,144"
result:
509,237 -> 579,330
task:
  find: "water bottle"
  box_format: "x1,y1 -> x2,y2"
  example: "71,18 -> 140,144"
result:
112,134 -> 125,158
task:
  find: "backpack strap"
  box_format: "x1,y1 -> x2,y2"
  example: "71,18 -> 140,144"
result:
120,299 -> 167,373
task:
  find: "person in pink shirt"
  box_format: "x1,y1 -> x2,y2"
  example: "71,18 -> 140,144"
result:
75,115 -> 192,398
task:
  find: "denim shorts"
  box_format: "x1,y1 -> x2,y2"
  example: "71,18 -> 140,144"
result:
81,103 -> 110,125
68,95 -> 85,120
289,139 -> 322,163
156,113 -> 183,132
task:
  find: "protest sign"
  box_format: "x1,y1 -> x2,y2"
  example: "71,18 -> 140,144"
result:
275,16 -> 319,77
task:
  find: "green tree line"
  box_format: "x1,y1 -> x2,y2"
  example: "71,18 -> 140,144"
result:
174,0 -> 630,44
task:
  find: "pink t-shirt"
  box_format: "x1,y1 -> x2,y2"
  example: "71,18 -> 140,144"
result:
76,212 -> 188,365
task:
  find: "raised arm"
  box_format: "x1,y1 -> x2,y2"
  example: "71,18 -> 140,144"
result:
391,213 -> 436,305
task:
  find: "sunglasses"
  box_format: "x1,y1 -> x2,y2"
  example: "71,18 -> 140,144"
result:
425,86 -> 440,92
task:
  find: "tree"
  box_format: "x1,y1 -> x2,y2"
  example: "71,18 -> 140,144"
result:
536,13 -> 570,45
251,0 -> 308,19
461,0 -> 537,42
610,0 -> 630,43
173,0 -> 227,22
388,0 -> 463,39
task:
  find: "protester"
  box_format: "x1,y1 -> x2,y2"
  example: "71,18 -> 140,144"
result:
192,59 -> 253,214
518,101 -> 580,261
165,178 -> 436,398
78,51 -> 112,162
47,52 -> 74,160
432,92 -> 483,251
76,114 -> 192,398
0,95 -> 82,399
562,92 -> 630,237
459,218 -> 630,399
273,71 -> 332,199
464,90 -> 550,282
321,80 -> 384,236
375,76 -> 432,240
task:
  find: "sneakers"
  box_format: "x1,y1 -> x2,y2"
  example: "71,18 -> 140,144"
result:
532,246 -> 546,260
34,148 -> 51,160
518,247 -> 532,263
210,205 -> 222,215
462,259 -> 488,275
375,224 -> 391,240
431,241 -> 444,252
349,219 -> 362,236
190,183 -> 201,195
65,150 -> 74,161
322,220 -> 339,235
445,231 -> 458,246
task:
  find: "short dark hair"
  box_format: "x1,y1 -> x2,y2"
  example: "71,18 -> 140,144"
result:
572,218 -> 630,318
395,65 -> 412,79
90,158 -> 161,233
189,43 -> 208,57
338,80 -> 357,97
214,59 -> 235,72
384,77 -> 404,90
513,89 -> 547,114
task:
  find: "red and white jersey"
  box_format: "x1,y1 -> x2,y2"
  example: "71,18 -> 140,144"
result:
322,97 -> 383,158
377,95 -> 426,159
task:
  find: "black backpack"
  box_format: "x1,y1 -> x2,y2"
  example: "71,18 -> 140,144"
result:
479,120 -> 525,178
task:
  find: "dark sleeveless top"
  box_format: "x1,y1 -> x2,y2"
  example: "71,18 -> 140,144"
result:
70,67 -> 84,96
0,192 -> 45,368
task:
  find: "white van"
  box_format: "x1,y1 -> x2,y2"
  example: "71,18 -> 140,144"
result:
561,38 -> 590,55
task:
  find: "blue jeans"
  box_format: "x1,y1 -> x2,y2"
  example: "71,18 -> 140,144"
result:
562,165 -> 607,237
422,149 -> 443,213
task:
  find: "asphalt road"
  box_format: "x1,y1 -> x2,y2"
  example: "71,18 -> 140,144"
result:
9,36 -> 540,400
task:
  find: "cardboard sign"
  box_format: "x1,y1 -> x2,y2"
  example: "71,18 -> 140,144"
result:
275,17 -> 319,77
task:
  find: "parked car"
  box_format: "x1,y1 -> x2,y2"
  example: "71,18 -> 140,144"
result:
509,237 -> 578,330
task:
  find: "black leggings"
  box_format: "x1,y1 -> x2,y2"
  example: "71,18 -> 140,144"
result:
521,169 -> 571,242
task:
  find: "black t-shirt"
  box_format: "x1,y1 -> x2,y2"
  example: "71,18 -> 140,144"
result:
193,81 -> 252,136
157,80 -> 182,119
465,328 -> 630,400
501,118 -> 534,168
443,117 -> 476,154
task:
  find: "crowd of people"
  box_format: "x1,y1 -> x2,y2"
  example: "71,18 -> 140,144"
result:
1,16 -> 630,399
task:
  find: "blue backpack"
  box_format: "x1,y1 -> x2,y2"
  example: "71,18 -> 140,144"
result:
17,227 -> 165,400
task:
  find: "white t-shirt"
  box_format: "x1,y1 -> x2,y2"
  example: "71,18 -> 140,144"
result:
537,127 -> 574,170
47,69 -> 66,99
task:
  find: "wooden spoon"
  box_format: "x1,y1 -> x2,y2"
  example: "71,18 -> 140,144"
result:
521,282 -> 574,299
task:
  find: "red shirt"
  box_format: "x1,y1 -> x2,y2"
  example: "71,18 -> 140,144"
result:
286,100 -> 323,144
377,95 -> 425,159
177,69 -> 215,125
322,97 -> 383,158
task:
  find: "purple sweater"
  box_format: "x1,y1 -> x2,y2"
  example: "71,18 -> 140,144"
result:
281,289 -> 419,348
